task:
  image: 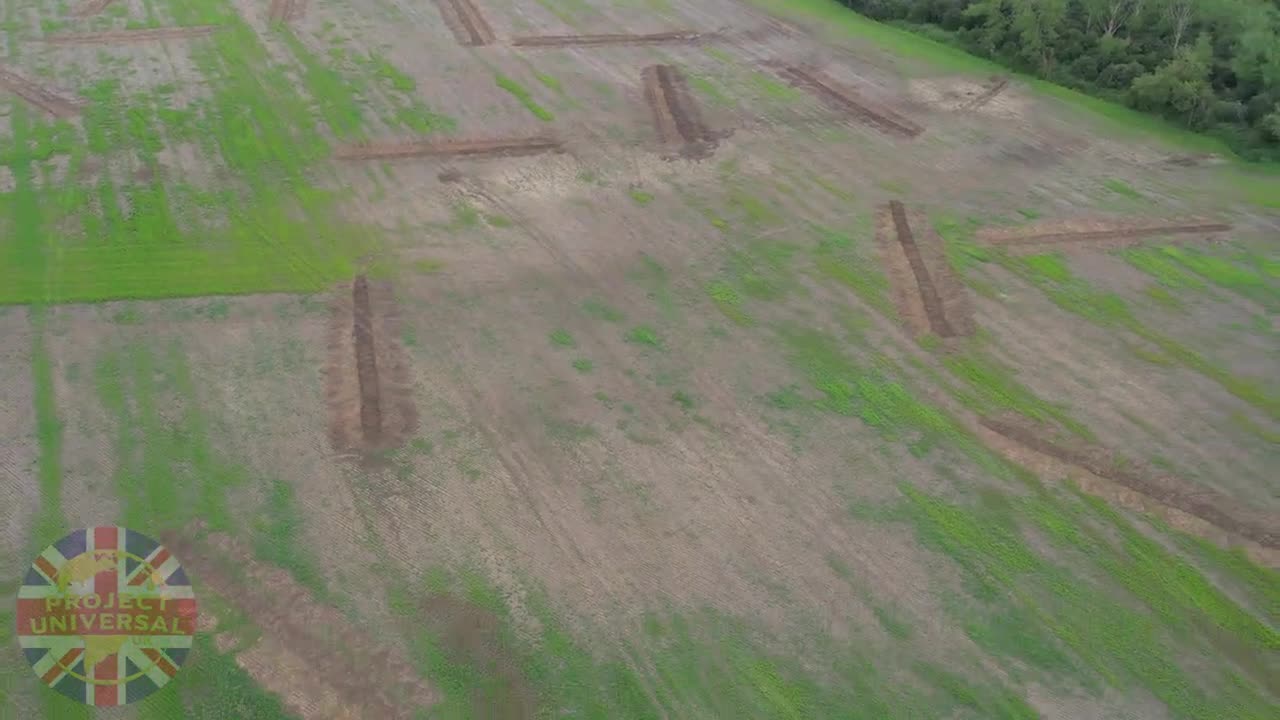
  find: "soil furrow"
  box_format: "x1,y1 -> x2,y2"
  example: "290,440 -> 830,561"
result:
268,0 -> 289,22
980,222 -> 1232,247
980,417 -> 1280,550
352,275 -> 383,445
68,0 -> 116,16
334,136 -> 563,161
961,76 -> 1009,110
433,0 -> 495,46
775,65 -> 923,138
512,31 -> 706,47
890,201 -> 957,338
641,65 -> 724,159
0,67 -> 83,118
327,278 -> 418,454
43,26 -> 220,44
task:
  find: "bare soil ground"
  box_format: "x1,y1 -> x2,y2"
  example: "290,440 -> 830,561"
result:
771,64 -> 924,138
162,524 -> 438,718
334,136 -> 564,161
0,67 -> 84,117
0,311 -> 36,582
433,0 -> 496,46
42,26 -> 221,44
267,0 -> 307,23
641,64 -> 726,158
67,0 -> 117,17
326,277 -> 418,456
978,217 -> 1233,252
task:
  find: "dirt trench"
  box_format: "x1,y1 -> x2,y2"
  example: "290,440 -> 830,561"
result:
876,202 -> 974,340
960,76 -> 1009,110
68,0 -> 116,16
334,136 -> 563,161
641,65 -> 726,159
433,0 -> 496,46
326,276 -> 418,455
977,218 -> 1232,252
267,0 -> 307,23
772,65 -> 923,138
980,416 -> 1280,551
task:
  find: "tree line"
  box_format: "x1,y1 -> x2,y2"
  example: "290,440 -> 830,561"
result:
840,0 -> 1280,159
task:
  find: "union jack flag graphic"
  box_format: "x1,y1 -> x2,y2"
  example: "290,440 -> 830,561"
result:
16,526 -> 197,707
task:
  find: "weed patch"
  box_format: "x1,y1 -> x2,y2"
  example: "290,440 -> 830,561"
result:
495,73 -> 555,122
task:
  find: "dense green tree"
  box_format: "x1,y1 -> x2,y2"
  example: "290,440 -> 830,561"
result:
835,0 -> 1280,158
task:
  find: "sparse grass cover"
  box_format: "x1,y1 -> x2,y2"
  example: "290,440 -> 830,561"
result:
938,221 -> 1280,421
3,1 -> 1277,718
1103,178 -> 1143,200
0,0 -> 450,305
495,73 -> 555,122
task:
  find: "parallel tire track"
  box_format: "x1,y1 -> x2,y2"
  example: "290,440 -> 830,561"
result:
0,67 -> 83,118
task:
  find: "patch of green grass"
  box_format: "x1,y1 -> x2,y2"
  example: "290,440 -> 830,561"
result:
687,74 -> 734,107
484,213 -> 514,228
253,477 -> 329,599
392,567 -> 1038,719
1103,178 -> 1143,199
365,51 -> 416,92
495,73 -> 555,122
980,239 -> 1280,420
449,202 -> 482,229
572,358 -> 594,373
413,258 -> 445,274
550,328 -> 576,348
749,71 -> 803,101
629,188 -> 655,206
30,308 -> 67,554
671,390 -> 696,412
942,349 -> 1095,440
582,298 -> 625,323
544,417 -> 597,443
892,484 -> 1279,720
707,280 -> 752,326
625,325 -> 664,349
1017,208 -> 1042,220
534,72 -> 563,93
810,224 -> 893,317
136,634 -> 300,719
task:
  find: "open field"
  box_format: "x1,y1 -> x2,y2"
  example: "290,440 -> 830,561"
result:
1,0 -> 1277,718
